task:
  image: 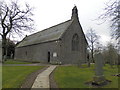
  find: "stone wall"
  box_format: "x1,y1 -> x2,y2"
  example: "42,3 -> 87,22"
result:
59,18 -> 87,64
15,40 -> 60,63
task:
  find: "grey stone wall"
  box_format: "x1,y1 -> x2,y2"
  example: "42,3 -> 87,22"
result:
15,40 -> 60,63
60,19 -> 87,64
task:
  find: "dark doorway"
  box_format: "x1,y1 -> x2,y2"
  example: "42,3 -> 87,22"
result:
48,52 -> 50,62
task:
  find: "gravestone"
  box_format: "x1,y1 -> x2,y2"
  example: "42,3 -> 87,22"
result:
95,53 -> 104,76
93,53 -> 105,83
85,53 -> 111,87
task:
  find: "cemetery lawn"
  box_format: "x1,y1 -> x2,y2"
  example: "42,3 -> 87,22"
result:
2,66 -> 44,88
3,59 -> 32,64
54,64 -> 119,88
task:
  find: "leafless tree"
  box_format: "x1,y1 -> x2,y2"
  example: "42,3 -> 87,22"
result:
99,0 -> 120,39
102,43 -> 119,67
0,0 -> 34,61
86,28 -> 100,63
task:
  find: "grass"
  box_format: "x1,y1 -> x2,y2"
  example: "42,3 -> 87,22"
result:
2,66 -> 44,88
54,64 -> 119,88
103,64 -> 119,88
0,65 -> 2,89
3,60 -> 33,64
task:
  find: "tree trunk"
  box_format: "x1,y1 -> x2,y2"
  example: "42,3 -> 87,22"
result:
88,60 -> 90,67
87,54 -> 90,67
2,35 -> 7,62
91,43 -> 94,63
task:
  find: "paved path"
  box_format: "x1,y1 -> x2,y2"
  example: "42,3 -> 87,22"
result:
3,63 -> 50,66
32,65 -> 57,88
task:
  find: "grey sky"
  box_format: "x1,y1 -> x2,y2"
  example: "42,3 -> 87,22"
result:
5,0 -> 112,45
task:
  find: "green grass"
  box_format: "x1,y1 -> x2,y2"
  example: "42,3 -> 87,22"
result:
3,60 -> 32,64
0,65 -> 2,89
103,64 -> 119,88
54,64 -> 119,88
2,66 -> 44,88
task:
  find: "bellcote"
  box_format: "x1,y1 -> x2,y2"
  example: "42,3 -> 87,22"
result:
71,6 -> 78,20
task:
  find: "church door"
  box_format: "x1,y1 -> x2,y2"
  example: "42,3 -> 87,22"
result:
48,52 -> 50,62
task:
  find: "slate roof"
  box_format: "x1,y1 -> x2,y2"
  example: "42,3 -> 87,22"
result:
17,19 -> 73,47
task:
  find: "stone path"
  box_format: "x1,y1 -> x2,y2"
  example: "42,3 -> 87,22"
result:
32,65 -> 57,88
3,63 -> 50,66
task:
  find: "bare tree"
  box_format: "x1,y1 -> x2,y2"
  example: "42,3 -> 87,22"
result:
102,43 -> 118,67
99,0 -> 120,39
94,42 -> 103,54
86,28 -> 100,63
0,1 -> 34,61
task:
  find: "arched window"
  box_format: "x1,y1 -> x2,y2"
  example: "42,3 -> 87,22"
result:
72,34 -> 79,51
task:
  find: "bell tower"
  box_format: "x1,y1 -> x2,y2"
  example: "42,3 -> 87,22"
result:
71,6 -> 78,20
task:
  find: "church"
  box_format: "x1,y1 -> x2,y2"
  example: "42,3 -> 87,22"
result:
15,6 -> 88,64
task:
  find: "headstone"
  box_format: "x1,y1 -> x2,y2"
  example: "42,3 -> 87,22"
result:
93,53 -> 105,83
95,53 -> 104,76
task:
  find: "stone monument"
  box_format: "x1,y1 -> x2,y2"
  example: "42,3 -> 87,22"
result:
93,53 -> 105,85
85,53 -> 111,87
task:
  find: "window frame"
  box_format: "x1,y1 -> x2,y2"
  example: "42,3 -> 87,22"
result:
72,33 -> 79,51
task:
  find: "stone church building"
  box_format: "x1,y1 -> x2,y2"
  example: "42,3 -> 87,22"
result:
15,6 -> 88,64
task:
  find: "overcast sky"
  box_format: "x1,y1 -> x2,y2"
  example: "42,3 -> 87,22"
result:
6,0 -> 113,45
